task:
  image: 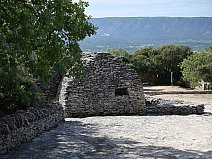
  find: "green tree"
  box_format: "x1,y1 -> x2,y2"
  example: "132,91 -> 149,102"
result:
108,48 -> 128,57
154,45 -> 192,85
108,48 -> 131,63
129,45 -> 192,85
181,46 -> 212,87
1,0 -> 96,82
130,47 -> 158,75
0,0 -> 96,114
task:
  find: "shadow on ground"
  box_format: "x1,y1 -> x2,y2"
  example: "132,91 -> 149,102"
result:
1,120 -> 212,159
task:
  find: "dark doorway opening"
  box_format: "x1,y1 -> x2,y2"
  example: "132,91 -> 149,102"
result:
115,88 -> 129,96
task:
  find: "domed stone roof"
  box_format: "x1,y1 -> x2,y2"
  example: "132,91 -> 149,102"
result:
60,52 -> 146,117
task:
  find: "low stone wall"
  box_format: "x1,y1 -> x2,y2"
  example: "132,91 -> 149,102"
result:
145,96 -> 205,115
0,102 -> 64,154
146,104 -> 204,115
145,90 -> 212,95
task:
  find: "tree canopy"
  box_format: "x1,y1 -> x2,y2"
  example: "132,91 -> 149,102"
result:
1,0 -> 96,82
109,45 -> 193,85
130,45 -> 192,85
0,0 -> 96,114
154,45 -> 192,84
130,46 -> 158,75
181,46 -> 212,87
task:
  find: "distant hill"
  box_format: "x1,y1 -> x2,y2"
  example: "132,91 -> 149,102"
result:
80,17 -> 212,52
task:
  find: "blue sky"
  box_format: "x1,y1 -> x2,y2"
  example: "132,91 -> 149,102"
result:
80,0 -> 212,17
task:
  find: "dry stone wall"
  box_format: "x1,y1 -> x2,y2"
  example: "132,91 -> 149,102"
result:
60,53 -> 146,117
145,95 -> 205,115
36,74 -> 63,101
0,102 -> 64,154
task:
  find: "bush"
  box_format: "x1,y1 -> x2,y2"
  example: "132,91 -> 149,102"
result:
208,83 -> 212,90
181,46 -> 212,87
0,68 -> 43,115
175,78 -> 190,88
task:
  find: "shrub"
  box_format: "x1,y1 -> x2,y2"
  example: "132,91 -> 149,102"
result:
0,68 -> 43,115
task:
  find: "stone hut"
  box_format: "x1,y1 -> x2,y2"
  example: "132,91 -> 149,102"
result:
60,52 -> 146,117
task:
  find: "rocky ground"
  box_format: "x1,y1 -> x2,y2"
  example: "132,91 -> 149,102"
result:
1,86 -> 212,159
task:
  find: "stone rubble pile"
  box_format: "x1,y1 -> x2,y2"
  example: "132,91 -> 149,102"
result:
145,95 -> 204,115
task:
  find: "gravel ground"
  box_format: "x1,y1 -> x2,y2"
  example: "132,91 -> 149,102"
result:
1,115 -> 212,159
1,86 -> 212,159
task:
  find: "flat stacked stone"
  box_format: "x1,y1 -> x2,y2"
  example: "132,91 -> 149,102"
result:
0,102 -> 64,154
61,52 -> 146,117
145,95 -> 205,115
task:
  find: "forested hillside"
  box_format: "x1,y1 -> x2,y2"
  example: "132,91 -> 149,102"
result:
80,17 -> 212,51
